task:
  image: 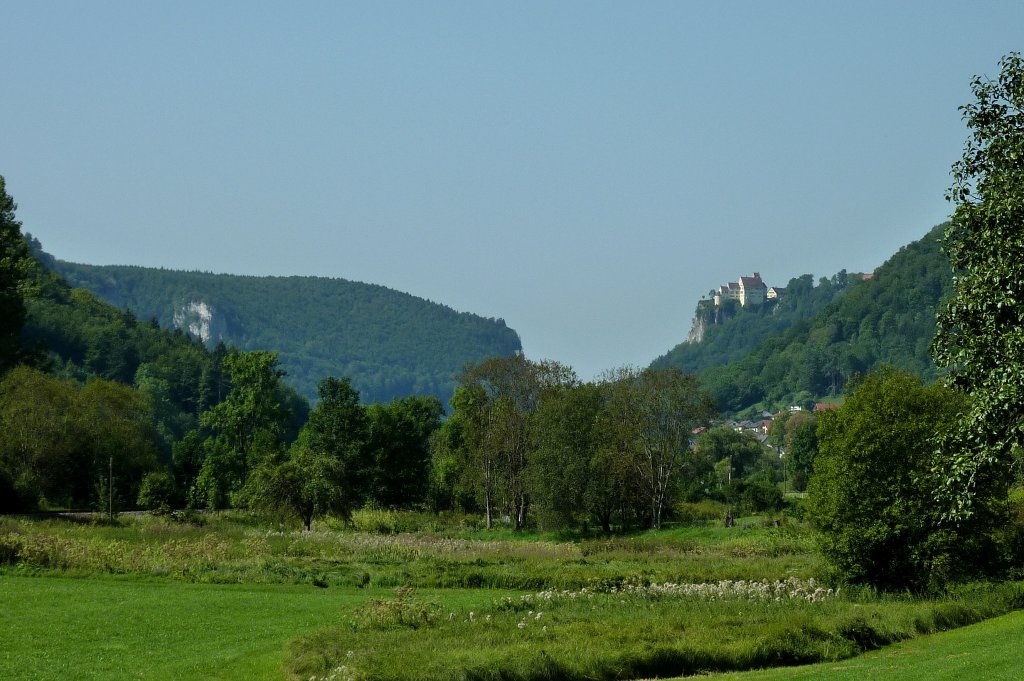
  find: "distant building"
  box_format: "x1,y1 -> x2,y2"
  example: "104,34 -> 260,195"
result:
713,272 -> 768,307
767,286 -> 786,300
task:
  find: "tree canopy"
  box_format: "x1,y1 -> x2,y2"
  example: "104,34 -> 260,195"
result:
806,367 -> 1012,591
0,176 -> 35,373
932,53 -> 1024,521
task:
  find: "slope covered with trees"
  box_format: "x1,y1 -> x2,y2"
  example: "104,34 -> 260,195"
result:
658,223 -> 952,413
653,270 -> 857,374
48,257 -> 522,404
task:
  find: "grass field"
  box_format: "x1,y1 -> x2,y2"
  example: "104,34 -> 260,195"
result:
0,575 -> 351,680
699,609 -> 1024,681
1,512 -> 1021,680
0,574 -> 513,681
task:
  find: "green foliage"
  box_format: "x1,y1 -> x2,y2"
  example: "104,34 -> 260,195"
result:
0,177 -> 36,373
656,271 -> 854,376
932,53 -> 1024,522
363,395 -> 444,508
451,355 -> 579,529
21,249 -> 223,436
770,411 -> 819,492
600,367 -> 718,529
298,376 -> 370,503
530,381 -> 606,531
0,366 -> 162,510
806,368 -> 1000,591
48,257 -> 523,404
137,470 -> 176,511
698,426 -> 771,484
660,226 -> 953,414
244,445 -> 350,530
198,350 -> 296,504
438,362 -> 718,533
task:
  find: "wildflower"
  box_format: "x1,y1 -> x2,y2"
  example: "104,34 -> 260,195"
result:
518,621 -> 526,630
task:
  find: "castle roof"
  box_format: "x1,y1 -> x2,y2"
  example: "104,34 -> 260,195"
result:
739,273 -> 766,289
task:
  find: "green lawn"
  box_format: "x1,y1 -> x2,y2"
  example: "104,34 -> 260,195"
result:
0,574 -> 512,681
697,608 -> 1024,681
0,575 -> 359,681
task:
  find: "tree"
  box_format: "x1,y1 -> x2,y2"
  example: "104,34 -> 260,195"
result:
806,368 -> 993,591
0,176 -> 35,373
453,355 -> 576,529
696,427 -> 767,487
0,366 -> 81,508
0,367 -> 161,511
363,395 -> 444,508
530,381 -> 604,531
602,367 -> 716,529
932,53 -> 1024,521
298,376 -> 369,503
244,444 -> 349,530
768,410 -> 818,492
785,414 -> 818,492
199,350 -> 289,499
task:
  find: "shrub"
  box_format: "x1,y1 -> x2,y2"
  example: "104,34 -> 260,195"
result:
137,471 -> 176,512
807,368 -> 1000,591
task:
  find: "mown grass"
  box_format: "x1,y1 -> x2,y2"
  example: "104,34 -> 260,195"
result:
0,574 -> 355,680
699,609 -> 1024,681
0,573 -> 517,681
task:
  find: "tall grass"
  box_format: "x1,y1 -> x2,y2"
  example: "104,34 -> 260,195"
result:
0,512 -> 821,588
286,581 -> 1024,681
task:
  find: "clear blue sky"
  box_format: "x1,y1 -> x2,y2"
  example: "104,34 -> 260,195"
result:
2,2 -> 1021,380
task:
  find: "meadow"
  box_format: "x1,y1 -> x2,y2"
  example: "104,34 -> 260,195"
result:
1,510 -> 1021,680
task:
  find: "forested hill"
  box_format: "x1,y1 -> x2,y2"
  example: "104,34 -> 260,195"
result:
652,271 -> 856,376
46,255 -> 522,404
655,223 -> 952,414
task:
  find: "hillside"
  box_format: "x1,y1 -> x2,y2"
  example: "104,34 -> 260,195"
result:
46,255 -> 522,405
654,223 -> 952,414
653,271 -> 857,375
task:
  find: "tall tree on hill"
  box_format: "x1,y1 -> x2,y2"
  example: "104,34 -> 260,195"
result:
932,53 -> 1024,521
0,176 -> 35,373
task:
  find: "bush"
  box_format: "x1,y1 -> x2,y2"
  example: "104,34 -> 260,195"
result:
673,500 -> 726,525
807,368 -> 999,591
137,471 -> 176,511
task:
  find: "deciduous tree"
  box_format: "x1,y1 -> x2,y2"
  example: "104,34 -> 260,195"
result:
807,368 -> 991,591
933,53 -> 1024,521
0,176 -> 35,373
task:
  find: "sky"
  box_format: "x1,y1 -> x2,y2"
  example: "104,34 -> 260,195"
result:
2,2 -> 1022,381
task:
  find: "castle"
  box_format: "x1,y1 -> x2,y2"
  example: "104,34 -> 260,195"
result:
712,272 -> 773,307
